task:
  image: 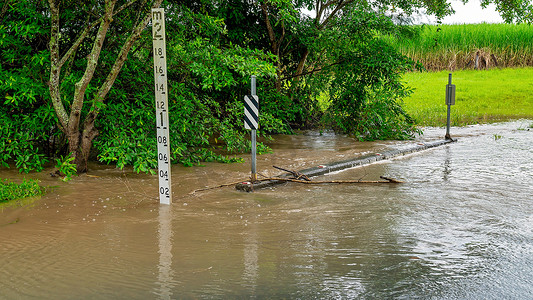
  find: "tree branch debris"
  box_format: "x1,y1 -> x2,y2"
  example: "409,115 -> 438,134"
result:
190,166 -> 403,194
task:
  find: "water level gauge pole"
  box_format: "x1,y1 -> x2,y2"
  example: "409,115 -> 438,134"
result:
445,73 -> 456,140
152,8 -> 172,205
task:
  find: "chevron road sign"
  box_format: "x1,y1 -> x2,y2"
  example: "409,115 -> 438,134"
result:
244,95 -> 259,130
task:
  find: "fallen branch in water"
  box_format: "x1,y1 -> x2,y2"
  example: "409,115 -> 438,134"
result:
273,165 -> 311,181
189,180 -> 249,195
379,176 -> 403,183
191,174 -> 403,194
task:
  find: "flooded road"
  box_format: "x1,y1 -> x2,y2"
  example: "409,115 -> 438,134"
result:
1,120 -> 532,299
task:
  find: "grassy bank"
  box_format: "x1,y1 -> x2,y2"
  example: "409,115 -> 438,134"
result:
402,67 -> 533,126
390,23 -> 533,70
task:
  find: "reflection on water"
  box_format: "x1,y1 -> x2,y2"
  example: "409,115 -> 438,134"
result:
442,146 -> 452,181
156,205 -> 174,299
0,120 -> 532,298
242,217 -> 259,293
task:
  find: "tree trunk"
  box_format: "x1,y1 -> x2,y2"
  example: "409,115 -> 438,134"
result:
48,0 -> 164,173
294,48 -> 310,80
260,2 -> 284,92
66,133 -> 93,173
67,113 -> 99,173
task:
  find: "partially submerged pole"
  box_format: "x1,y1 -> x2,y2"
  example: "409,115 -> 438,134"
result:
244,76 -> 259,182
445,73 -> 456,140
152,8 -> 172,205
251,76 -> 257,182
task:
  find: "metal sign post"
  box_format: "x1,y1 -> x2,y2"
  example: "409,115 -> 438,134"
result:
152,8 -> 172,204
244,76 -> 259,182
445,73 -> 456,140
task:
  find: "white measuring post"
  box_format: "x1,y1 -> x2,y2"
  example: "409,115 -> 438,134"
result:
152,8 -> 172,205
244,76 -> 259,182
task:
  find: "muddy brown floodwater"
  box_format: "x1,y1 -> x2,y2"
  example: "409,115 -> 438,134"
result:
1,120 -> 532,299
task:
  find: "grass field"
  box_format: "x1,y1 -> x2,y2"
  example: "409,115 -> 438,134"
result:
389,23 -> 533,70
402,67 -> 533,126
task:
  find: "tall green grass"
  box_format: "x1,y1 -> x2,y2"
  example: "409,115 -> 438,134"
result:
390,23 -> 533,70
402,68 -> 533,126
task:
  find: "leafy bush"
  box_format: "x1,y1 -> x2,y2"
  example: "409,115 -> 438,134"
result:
313,8 -> 421,140
55,155 -> 77,181
92,7 -> 285,172
0,179 -> 44,202
0,0 -> 56,173
0,109 -> 55,173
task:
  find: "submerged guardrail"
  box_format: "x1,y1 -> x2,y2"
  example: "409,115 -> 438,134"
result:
236,138 -> 457,192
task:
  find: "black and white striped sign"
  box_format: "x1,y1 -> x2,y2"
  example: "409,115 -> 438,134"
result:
244,95 -> 259,130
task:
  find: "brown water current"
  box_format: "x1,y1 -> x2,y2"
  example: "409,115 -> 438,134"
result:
0,120 -> 532,299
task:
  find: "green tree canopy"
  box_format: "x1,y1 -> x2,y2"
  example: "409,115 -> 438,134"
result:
1,0 -> 531,173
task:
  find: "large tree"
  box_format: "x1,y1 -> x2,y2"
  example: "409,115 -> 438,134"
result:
220,0 -> 532,135
47,0 -> 163,172
1,0 -> 278,174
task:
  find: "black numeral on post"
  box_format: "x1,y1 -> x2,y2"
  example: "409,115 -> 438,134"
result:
160,187 -> 169,196
153,22 -> 162,40
157,135 -> 167,144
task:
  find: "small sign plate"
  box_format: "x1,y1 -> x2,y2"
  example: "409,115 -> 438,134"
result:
446,84 -> 456,106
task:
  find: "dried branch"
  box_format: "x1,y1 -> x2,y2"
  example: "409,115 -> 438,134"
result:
190,174 -> 403,194
280,59 -> 344,81
273,165 -> 311,181
189,180 -> 248,195
0,0 -> 10,21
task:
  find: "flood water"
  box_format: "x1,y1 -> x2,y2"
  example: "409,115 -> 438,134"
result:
1,120 -> 532,299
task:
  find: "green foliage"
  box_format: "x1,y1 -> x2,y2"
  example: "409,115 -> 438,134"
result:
90,3 -> 284,171
1,0 -> 284,173
0,179 -> 44,202
4,0 -> 530,176
0,109 -> 55,173
299,5 -> 421,139
485,0 -> 533,23
55,154 -> 77,182
0,0 -> 49,112
0,0 -> 56,173
94,96 -> 159,173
